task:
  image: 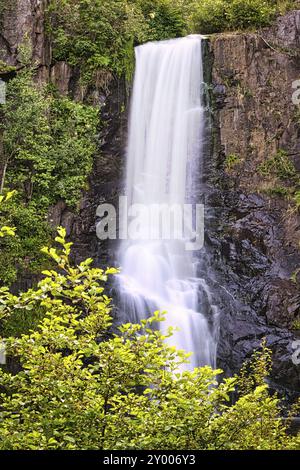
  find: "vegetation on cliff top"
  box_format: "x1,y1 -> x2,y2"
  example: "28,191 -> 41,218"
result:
47,0 -> 187,82
46,0 -> 298,83
188,0 -> 297,34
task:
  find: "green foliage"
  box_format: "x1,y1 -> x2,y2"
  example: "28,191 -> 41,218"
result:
265,186 -> 290,197
46,1 -> 298,82
0,193 -> 48,289
137,0 -> 187,42
0,69 -> 98,284
237,338 -> 272,396
17,33 -> 33,68
225,153 -> 242,171
0,191 -> 16,239
3,69 -> 98,208
258,149 -> 297,180
188,0 -> 229,34
47,95 -> 98,207
1,303 -> 46,337
0,230 -> 298,450
258,149 -> 300,207
2,70 -> 53,203
188,0 -> 296,34
47,0 -> 188,83
0,196 -> 51,285
45,0 -> 298,82
227,0 -> 277,30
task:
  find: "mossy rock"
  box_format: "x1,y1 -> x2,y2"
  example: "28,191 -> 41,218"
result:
0,60 -> 17,75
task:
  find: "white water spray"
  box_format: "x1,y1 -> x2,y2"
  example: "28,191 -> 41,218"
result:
119,36 -> 217,370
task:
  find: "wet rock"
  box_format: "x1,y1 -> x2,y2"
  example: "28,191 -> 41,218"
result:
209,11 -> 300,400
264,279 -> 300,328
48,200 -> 67,227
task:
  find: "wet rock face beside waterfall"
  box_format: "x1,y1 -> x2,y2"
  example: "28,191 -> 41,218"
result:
209,10 -> 300,399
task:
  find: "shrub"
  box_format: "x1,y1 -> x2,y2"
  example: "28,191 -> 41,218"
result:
47,0 -> 188,83
189,0 -> 229,34
257,150 -> 300,204
0,228 -> 298,450
227,0 -> 277,30
189,0 -> 296,34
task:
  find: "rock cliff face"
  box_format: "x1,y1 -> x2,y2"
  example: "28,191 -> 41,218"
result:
0,3 -> 299,397
0,0 -> 50,78
209,10 -> 300,399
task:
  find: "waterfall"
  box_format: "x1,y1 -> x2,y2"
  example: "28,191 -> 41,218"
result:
118,36 -> 217,371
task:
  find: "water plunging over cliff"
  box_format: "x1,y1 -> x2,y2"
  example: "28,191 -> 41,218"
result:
118,36 -> 217,370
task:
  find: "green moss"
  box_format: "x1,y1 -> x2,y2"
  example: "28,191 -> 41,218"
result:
292,317 -> 300,330
258,150 -> 300,208
0,61 -> 16,75
0,198 -> 52,285
1,304 -> 46,337
258,150 -> 298,180
0,0 -> 17,26
225,153 -> 242,170
263,186 -> 290,198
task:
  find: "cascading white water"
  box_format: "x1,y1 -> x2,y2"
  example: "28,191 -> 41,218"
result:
118,36 -> 217,370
